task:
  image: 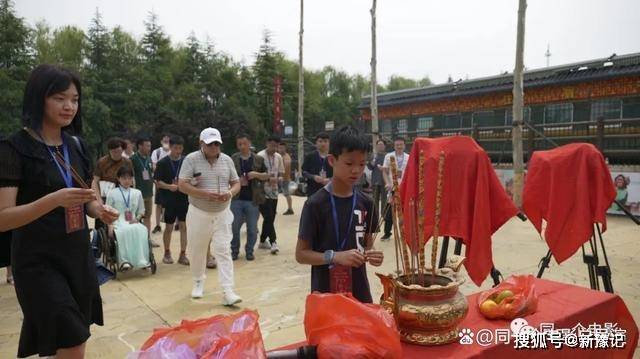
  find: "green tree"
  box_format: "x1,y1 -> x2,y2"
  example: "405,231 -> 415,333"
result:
0,0 -> 32,135
253,29 -> 279,134
385,74 -> 432,92
50,26 -> 86,71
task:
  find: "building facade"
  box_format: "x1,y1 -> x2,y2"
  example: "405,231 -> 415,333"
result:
359,53 -> 640,164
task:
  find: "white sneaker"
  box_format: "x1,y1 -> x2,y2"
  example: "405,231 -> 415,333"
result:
222,290 -> 242,306
270,242 -> 279,255
258,241 -> 271,250
191,279 -> 204,299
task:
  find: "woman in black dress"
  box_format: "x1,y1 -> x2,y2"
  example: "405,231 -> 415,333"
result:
0,65 -> 119,358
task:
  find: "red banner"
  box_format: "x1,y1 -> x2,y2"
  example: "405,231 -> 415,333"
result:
273,76 -> 283,134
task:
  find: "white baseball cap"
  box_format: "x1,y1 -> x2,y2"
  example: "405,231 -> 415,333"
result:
200,127 -> 223,144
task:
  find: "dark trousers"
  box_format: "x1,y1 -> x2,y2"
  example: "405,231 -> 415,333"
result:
372,184 -> 387,219
259,198 -> 278,244
384,201 -> 393,236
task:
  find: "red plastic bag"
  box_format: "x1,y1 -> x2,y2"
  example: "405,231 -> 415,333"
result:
304,292 -> 402,359
139,310 -> 266,359
477,275 -> 538,320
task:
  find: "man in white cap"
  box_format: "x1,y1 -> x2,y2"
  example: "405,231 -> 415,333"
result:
177,127 -> 242,305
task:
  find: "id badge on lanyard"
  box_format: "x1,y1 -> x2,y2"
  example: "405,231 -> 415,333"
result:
120,187 -> 133,222
328,182 -> 357,294
45,141 -> 85,233
240,159 -> 249,186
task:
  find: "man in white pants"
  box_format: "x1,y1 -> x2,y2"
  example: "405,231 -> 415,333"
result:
178,128 -> 242,306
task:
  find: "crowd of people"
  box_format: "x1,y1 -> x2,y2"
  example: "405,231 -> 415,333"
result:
0,64 -> 411,358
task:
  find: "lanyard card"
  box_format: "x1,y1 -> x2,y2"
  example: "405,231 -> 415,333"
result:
329,264 -> 353,294
142,169 -> 151,180
65,205 -> 86,233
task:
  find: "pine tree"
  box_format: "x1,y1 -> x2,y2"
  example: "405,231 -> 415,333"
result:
253,29 -> 278,135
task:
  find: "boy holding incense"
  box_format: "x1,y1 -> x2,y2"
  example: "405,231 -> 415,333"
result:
295,125 -> 383,303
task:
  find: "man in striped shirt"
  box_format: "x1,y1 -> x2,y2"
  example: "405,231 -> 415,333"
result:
178,128 -> 242,306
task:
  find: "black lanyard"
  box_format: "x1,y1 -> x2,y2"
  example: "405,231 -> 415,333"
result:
170,157 -> 183,180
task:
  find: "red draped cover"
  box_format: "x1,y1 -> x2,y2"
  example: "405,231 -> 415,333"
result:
523,143 -> 616,264
399,136 -> 519,286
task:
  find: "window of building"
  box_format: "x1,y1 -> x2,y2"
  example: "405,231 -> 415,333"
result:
591,99 -> 622,120
505,107 -> 531,125
397,119 -> 408,134
441,113 -> 462,129
417,117 -> 433,132
544,103 -> 573,124
380,119 -> 392,134
622,97 -> 640,118
473,111 -> 503,127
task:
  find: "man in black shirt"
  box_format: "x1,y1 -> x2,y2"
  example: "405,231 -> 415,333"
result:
296,125 -> 383,303
301,132 -> 332,197
154,136 -> 189,265
367,139 -> 388,221
230,134 -> 269,261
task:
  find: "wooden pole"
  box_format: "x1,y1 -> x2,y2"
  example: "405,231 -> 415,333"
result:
297,0 -> 305,176
370,0 -> 379,148
511,0 -> 527,208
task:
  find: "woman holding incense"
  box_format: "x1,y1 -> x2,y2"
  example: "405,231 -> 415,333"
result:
0,64 -> 119,358
106,166 -> 150,271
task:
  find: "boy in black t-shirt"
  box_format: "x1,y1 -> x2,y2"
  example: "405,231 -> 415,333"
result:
296,125 -> 384,303
154,136 -> 189,265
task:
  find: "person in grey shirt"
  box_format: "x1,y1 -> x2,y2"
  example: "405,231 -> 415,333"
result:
177,128 -> 242,306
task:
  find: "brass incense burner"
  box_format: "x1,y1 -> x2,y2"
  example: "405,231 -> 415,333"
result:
377,256 -> 468,346
377,151 -> 468,346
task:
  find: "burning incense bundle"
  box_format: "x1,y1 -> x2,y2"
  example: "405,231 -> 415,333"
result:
390,156 -> 410,275
431,151 -> 446,281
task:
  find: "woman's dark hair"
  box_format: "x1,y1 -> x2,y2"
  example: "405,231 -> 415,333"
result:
329,125 -> 370,158
169,135 -> 184,146
376,139 -> 386,145
22,64 -> 83,134
267,134 -> 281,143
117,166 -> 133,178
107,137 -> 124,150
393,137 -> 406,144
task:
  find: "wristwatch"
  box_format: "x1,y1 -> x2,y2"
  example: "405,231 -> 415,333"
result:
323,250 -> 335,265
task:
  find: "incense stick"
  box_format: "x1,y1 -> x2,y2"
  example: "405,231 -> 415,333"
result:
431,151 -> 445,281
417,150 -> 426,285
390,156 -> 410,276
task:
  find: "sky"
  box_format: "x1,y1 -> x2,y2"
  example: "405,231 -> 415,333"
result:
15,0 -> 640,85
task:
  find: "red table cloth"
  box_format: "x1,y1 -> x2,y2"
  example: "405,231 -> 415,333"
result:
399,136 -> 519,286
271,278 -> 638,358
523,143 -> 616,264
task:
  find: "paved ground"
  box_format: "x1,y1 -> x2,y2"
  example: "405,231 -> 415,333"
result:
0,195 -> 638,358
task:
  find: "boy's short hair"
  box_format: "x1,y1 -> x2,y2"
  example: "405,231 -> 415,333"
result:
136,137 -> 150,147
315,132 -> 330,141
117,166 -> 133,178
267,134 -> 281,143
107,137 -> 124,150
329,125 -> 370,158
169,135 -> 184,146
393,136 -> 406,144
236,133 -> 251,141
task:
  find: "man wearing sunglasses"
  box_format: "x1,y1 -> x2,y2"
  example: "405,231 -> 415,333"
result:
177,128 -> 242,306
